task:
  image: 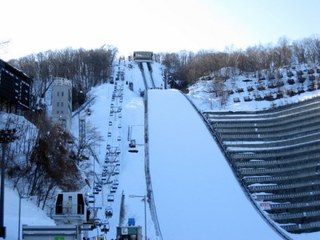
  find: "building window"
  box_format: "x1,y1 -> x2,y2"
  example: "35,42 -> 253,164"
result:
57,102 -> 60,107
61,102 -> 64,107
61,91 -> 64,97
57,92 -> 60,97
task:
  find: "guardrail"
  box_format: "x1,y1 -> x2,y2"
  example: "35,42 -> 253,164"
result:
253,190 -> 320,201
225,132 -> 320,149
206,105 -> 320,123
236,153 -> 319,167
210,110 -> 320,128
248,179 -> 320,192
231,142 -> 320,159
217,127 -> 320,141
216,118 -> 320,134
138,63 -> 149,90
270,200 -> 320,210
144,90 -> 163,240
244,170 -> 320,183
240,161 -> 319,175
270,209 -> 320,221
282,220 -> 320,233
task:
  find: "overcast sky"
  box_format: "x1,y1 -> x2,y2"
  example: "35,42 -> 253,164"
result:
1,0 -> 320,61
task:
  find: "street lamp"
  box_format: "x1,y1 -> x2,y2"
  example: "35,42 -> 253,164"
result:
17,193 -> 30,240
127,125 -> 143,142
0,128 -> 17,238
129,194 -> 147,240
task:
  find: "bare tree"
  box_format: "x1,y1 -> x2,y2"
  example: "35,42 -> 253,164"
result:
292,40 -> 307,64
209,75 -> 228,107
76,123 -> 104,159
277,36 -> 292,67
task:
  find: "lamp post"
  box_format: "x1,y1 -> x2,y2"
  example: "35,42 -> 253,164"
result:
129,195 -> 147,240
0,128 -> 17,238
127,125 -> 143,142
18,193 -> 29,240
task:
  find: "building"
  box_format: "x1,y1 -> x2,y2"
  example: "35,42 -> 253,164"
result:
51,78 -> 72,131
0,59 -> 32,113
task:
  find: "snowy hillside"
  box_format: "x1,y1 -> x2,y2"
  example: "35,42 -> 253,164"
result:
148,89 -> 284,240
3,60 -> 320,240
187,65 -> 320,112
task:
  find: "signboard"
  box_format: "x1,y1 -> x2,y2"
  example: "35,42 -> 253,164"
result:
22,225 -> 81,240
117,226 -> 142,240
260,202 -> 271,210
121,227 -> 128,235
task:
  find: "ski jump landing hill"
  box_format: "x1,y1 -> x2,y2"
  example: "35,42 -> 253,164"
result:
146,88 -> 285,240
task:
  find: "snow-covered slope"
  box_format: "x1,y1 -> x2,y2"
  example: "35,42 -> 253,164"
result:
188,66 -> 320,112
5,184 -> 55,239
148,89 -> 284,240
4,60 -> 320,240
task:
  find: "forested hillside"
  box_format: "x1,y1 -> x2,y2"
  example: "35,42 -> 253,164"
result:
3,46 -> 117,210
161,36 -> 320,88
9,46 -> 117,111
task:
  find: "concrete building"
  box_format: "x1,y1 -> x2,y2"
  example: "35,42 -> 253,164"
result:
51,78 -> 72,131
0,58 -> 32,113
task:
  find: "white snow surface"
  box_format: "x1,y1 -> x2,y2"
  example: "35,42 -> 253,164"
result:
5,185 -> 55,239
148,89 -> 283,240
3,61 -> 320,240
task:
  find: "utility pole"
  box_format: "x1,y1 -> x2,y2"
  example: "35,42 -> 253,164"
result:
129,195 -> 147,240
18,192 -> 29,240
0,129 -> 17,238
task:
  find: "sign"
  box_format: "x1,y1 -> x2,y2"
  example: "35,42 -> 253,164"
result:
260,202 -> 271,210
121,227 -> 128,234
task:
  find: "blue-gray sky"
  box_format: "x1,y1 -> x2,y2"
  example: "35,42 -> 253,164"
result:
0,0 -> 319,60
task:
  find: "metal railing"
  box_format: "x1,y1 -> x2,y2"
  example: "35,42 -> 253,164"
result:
253,190 -> 320,201
237,154 -> 319,166
244,170 -> 320,183
248,179 -> 320,192
144,90 -> 163,240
